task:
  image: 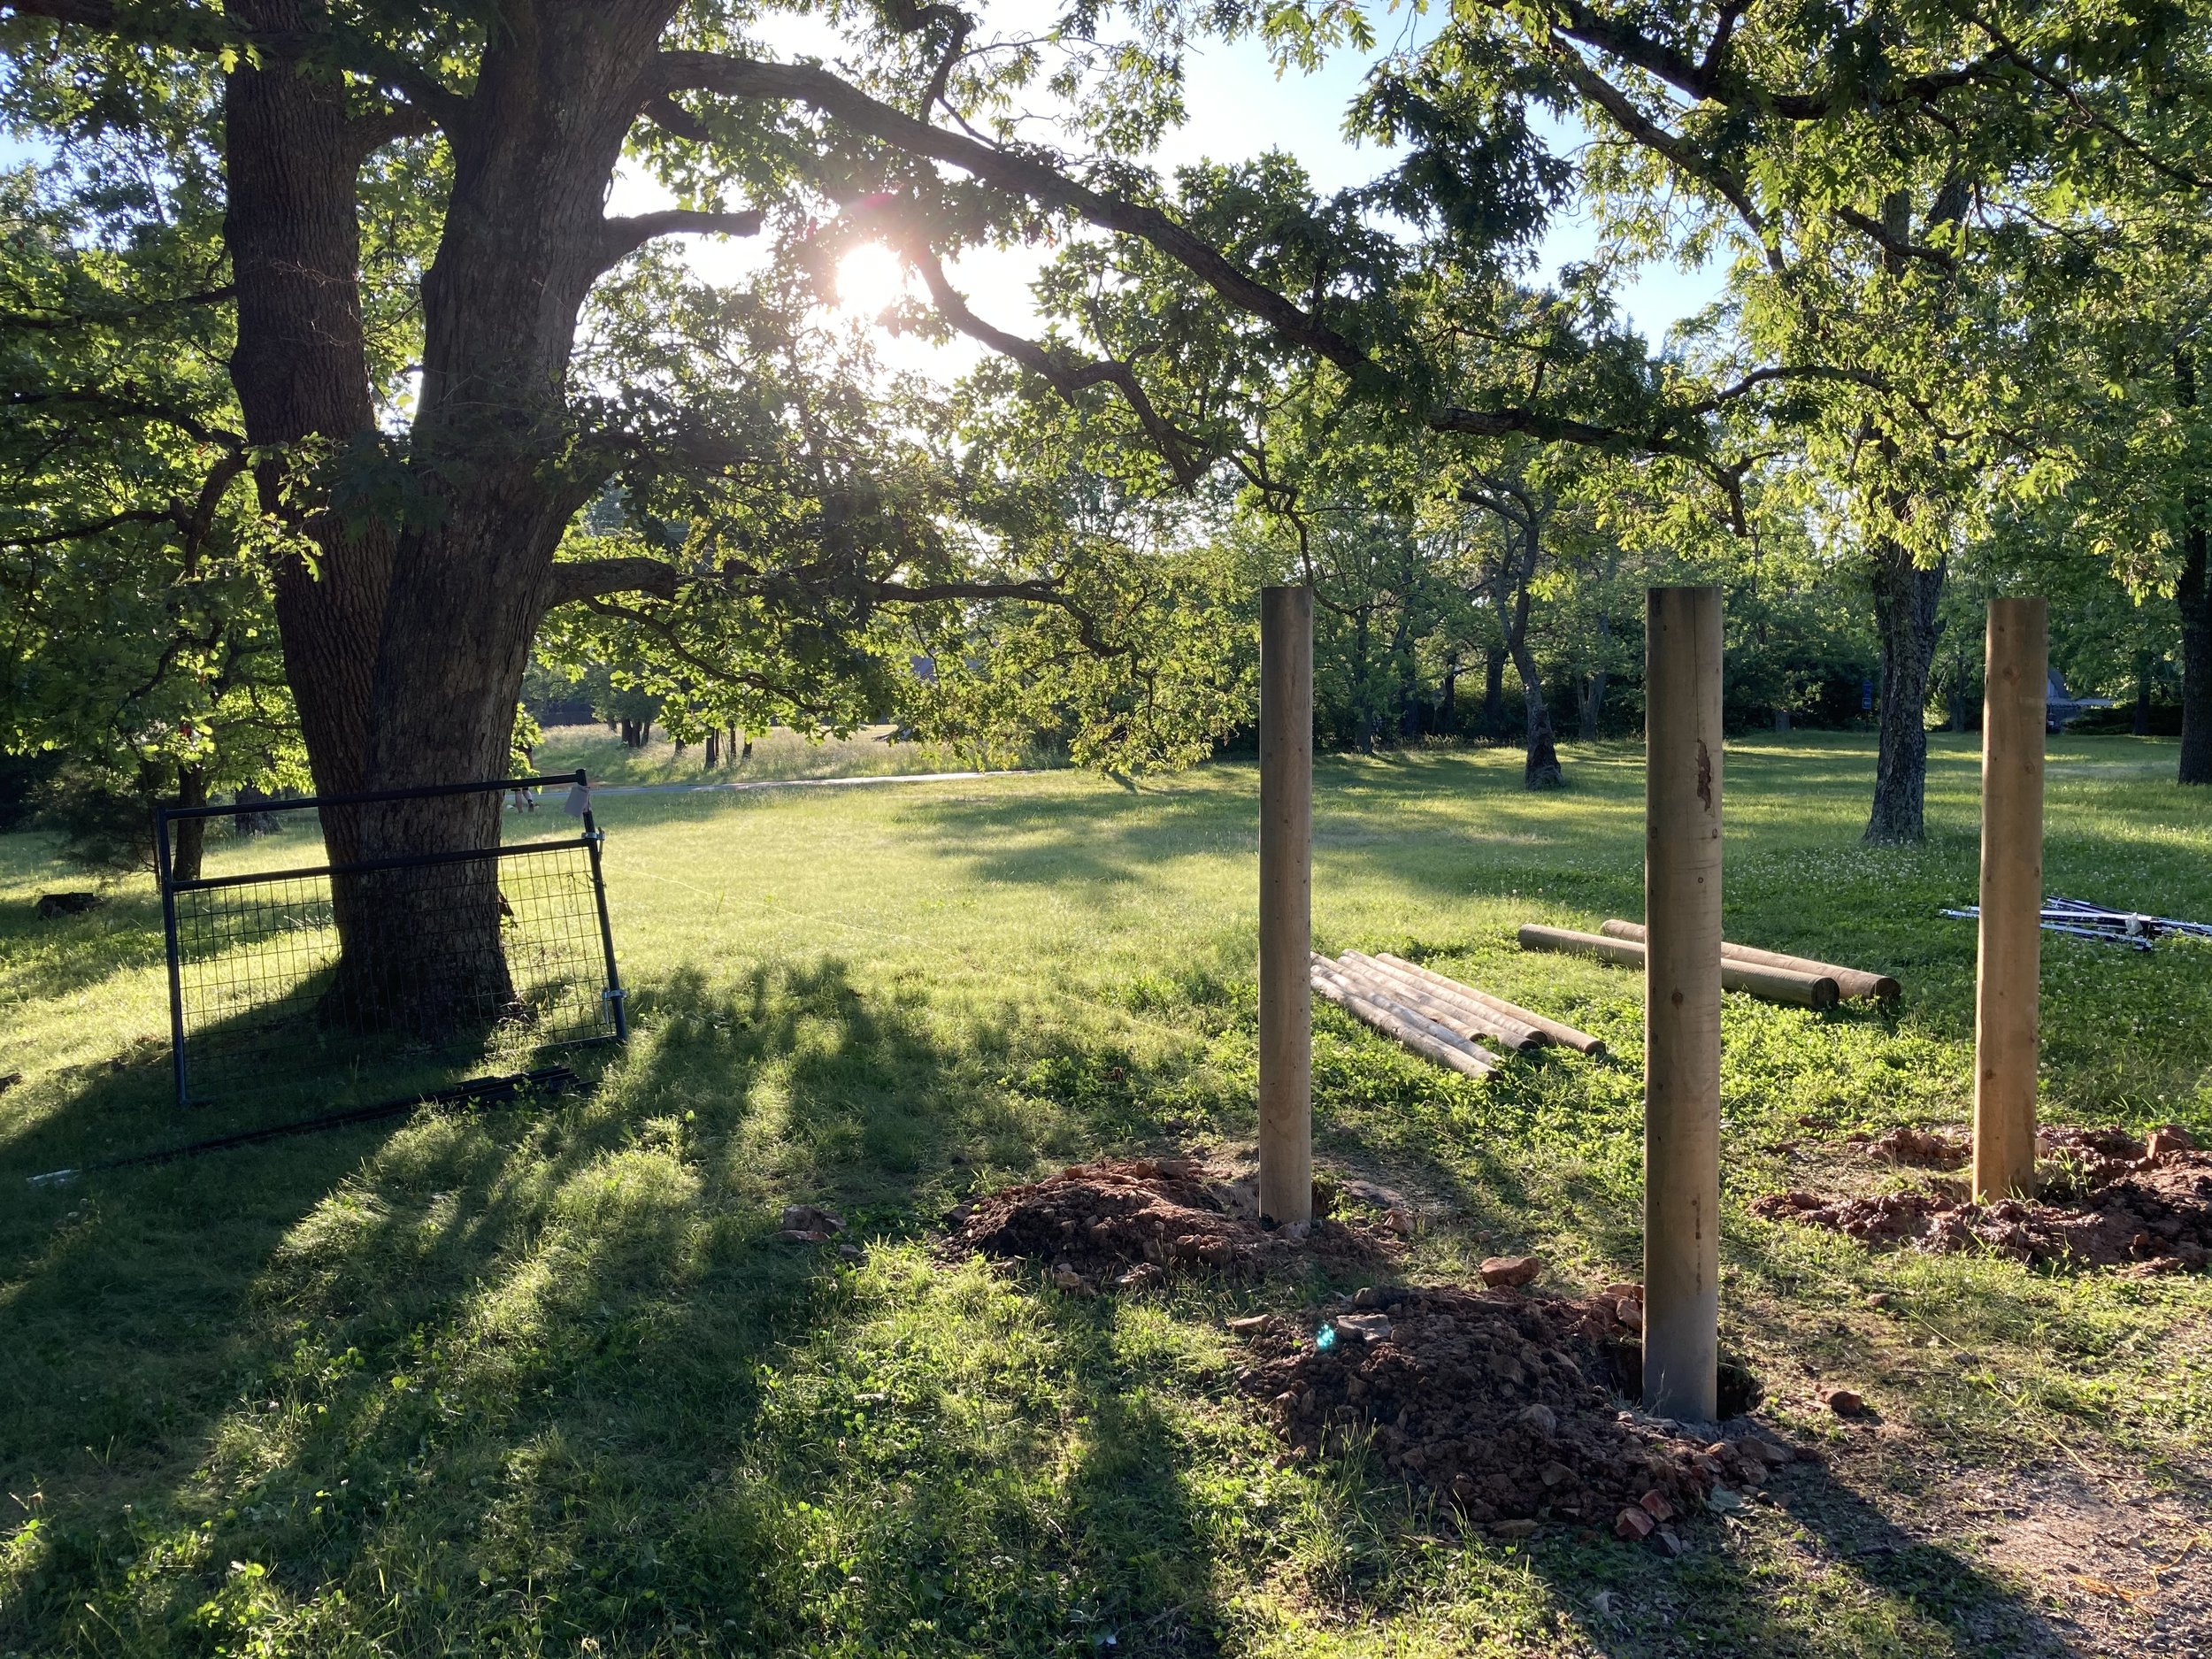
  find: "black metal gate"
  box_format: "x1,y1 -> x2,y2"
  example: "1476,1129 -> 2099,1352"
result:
154,772 -> 626,1111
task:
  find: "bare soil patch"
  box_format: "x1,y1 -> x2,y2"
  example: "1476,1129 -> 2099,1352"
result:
1755,1124 -> 2212,1272
941,1156 -> 1402,1290
1230,1284 -> 1797,1545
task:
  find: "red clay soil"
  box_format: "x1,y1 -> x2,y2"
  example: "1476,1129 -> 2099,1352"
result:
941,1156 -> 1401,1290
1756,1125 -> 2212,1272
1231,1285 -> 1799,1542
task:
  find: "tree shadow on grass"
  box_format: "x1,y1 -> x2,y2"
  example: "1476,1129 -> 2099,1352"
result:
0,963 -> 1239,1657
1502,1457 -> 2084,1658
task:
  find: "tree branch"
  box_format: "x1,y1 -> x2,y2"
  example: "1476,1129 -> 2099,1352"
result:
595,207 -> 764,273
1837,205 -> 1957,269
546,556 -> 685,607
906,243 -> 1208,487
657,50 -> 1370,374
1546,36 -> 1779,267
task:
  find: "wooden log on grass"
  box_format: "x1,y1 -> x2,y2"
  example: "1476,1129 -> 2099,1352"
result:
1596,920 -> 1900,1002
1372,954 -> 1609,1056
1335,951 -> 1548,1052
1517,924 -> 1841,1011
1309,956 -> 1500,1078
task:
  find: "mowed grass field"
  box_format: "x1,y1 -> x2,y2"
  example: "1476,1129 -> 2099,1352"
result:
3,731 -> 2210,1658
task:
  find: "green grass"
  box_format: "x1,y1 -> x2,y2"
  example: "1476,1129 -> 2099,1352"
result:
3,731 -> 2209,1656
527,722 -> 1049,789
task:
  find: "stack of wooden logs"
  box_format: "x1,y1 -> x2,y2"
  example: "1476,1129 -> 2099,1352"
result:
1308,950 -> 1607,1077
1517,920 -> 1900,1011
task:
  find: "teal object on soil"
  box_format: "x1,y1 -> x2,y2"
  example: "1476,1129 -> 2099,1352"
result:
1315,1324 -> 1337,1350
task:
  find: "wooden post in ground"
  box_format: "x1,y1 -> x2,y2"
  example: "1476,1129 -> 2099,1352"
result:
1974,596 -> 2048,1200
1258,584 -> 1314,1226
1643,585 -> 1723,1422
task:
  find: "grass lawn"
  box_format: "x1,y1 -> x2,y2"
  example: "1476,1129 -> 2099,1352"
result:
526,722 -> 1046,790
3,731 -> 2210,1657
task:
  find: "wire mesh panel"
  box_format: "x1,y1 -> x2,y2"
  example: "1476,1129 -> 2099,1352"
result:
157,774 -> 625,1112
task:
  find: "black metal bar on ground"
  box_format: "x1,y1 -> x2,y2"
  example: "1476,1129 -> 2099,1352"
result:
25,1066 -> 583,1187
168,836 -> 596,895
155,806 -> 190,1110
581,793 -> 628,1043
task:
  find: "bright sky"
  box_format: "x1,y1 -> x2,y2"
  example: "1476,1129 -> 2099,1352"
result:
611,8 -> 1727,377
1,7 -> 1726,372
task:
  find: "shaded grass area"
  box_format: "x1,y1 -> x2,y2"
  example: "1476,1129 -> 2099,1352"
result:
2,732 -> 2209,1656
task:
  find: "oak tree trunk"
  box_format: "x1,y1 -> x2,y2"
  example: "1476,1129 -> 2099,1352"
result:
170,764 -> 208,886
1863,539 -> 1947,842
220,3 -> 680,1035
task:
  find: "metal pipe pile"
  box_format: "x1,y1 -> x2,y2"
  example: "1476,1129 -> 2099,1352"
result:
1938,895 -> 2212,950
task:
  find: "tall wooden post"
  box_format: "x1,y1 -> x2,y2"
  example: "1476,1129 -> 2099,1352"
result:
1644,586 -> 1723,1421
1258,584 -> 1314,1226
1974,596 -> 2047,1200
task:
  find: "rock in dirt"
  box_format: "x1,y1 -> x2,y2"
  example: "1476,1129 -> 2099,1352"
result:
1755,1125 -> 2212,1272
1333,1311 -> 1394,1344
1234,1286 -> 1771,1537
781,1203 -> 845,1234
1479,1255 -> 1541,1288
943,1157 -> 1398,1286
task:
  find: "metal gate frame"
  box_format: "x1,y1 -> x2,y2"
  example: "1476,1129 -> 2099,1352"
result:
153,770 -> 627,1110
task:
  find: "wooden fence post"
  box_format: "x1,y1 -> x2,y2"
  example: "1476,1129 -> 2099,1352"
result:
1258,584 -> 1314,1226
1974,596 -> 2047,1200
1644,585 -> 1723,1421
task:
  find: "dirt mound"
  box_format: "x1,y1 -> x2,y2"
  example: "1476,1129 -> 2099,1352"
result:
1852,1125 -> 1969,1168
943,1157 -> 1399,1291
1756,1124 -> 2212,1272
1232,1286 -> 1797,1543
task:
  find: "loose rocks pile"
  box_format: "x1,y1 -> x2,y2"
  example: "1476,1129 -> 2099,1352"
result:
943,1157 -> 1396,1292
1757,1124 -> 2212,1271
1233,1285 -> 1796,1545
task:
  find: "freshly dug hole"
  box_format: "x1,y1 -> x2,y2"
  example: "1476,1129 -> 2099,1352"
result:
1757,1124 -> 2212,1272
942,1156 -> 1399,1290
1233,1285 -> 1793,1540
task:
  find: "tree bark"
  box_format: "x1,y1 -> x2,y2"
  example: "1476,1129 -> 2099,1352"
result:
1481,647 -> 1506,739
2177,348 -> 2212,784
219,2 -> 687,1035
2182,526 -> 2211,782
223,2 -> 391,843
171,763 -> 208,885
1863,538 -> 1947,841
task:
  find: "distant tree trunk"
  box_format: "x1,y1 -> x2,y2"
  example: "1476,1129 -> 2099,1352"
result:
1502,548 -> 1561,788
705,732 -> 720,767
1774,707 -> 1792,733
171,764 -> 208,885
2134,665 -> 2152,736
1440,651 -> 1459,734
1579,671 -> 1606,741
1864,538 -> 1947,842
2182,527 -> 2211,782
2179,349 -> 2212,784
1481,647 -> 1506,740
1579,611 -> 1609,741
